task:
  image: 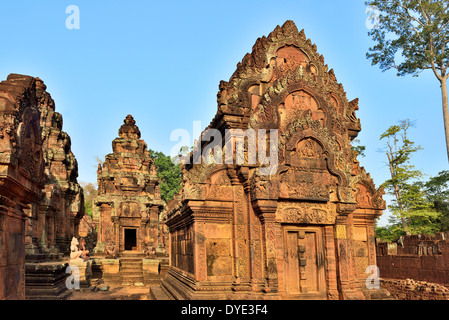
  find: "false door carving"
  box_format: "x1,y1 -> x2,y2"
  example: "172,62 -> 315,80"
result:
283,226 -> 326,299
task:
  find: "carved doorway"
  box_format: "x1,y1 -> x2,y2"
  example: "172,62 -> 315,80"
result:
124,228 -> 137,251
283,225 -> 326,299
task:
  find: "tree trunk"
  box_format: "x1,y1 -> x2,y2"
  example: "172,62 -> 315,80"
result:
441,78 -> 449,163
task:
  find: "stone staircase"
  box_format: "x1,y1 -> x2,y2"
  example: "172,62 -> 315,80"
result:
149,285 -> 175,300
120,253 -> 144,285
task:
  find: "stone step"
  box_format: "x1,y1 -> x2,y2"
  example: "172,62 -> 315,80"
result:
121,277 -> 143,283
121,269 -> 143,274
118,256 -> 145,284
121,277 -> 143,282
120,252 -> 145,259
121,271 -> 143,276
149,285 -> 173,300
121,265 -> 142,270
121,262 -> 142,267
121,273 -> 143,277
121,260 -> 142,264
160,280 -> 185,300
120,257 -> 142,260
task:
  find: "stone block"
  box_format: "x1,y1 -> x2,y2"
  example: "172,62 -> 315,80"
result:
142,259 -> 160,285
25,262 -> 71,300
354,227 -> 367,242
204,224 -> 232,238
101,259 -> 120,274
68,259 -> 92,288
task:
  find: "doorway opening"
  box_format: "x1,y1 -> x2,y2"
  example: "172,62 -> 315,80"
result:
124,228 -> 137,251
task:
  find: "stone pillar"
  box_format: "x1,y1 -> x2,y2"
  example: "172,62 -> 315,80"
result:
24,206 -> 40,259
231,182 -> 251,292
69,214 -> 76,242
68,259 -> 92,288
253,199 -> 279,294
47,213 -> 56,249
194,220 -> 207,282
149,206 -> 159,246
94,202 -> 110,254
335,208 -> 365,300
112,216 -> 120,252
37,206 -> 48,251
246,191 -> 264,291
140,220 -> 146,252
324,225 -> 339,299
366,217 -> 378,269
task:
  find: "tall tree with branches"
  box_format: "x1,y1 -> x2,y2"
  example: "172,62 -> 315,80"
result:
366,0 -> 449,161
380,119 -> 440,235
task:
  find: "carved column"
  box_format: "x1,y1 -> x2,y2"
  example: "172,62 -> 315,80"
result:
149,205 -> 160,246
111,215 -> 120,252
324,225 -> 339,299
194,219 -> 207,282
335,202 -> 364,299
240,169 -> 264,291
69,214 -> 76,241
228,165 -> 251,291
364,213 -> 379,271
252,199 -> 279,293
247,197 -> 264,290
24,205 -> 39,257
37,205 -> 48,250
335,215 -> 351,297
47,212 -> 55,249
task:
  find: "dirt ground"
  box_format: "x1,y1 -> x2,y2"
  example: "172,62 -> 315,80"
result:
68,283 -> 154,300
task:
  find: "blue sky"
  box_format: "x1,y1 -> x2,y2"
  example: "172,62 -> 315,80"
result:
0,1 -> 446,226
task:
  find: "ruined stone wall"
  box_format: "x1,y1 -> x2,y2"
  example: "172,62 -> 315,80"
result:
377,233 -> 449,286
0,74 -> 45,299
380,279 -> 449,300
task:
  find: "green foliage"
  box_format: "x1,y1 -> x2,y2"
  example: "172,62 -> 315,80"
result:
376,170 -> 449,241
376,121 -> 448,241
379,119 -> 441,235
424,170 -> 449,230
375,218 -> 407,242
80,182 -> 98,218
149,149 -> 182,202
380,120 -> 423,204
351,139 -> 366,157
366,0 -> 449,165
366,0 -> 449,78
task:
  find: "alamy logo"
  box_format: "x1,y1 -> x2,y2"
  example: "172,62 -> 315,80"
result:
66,5 -> 80,30
66,265 -> 80,290
365,265 -> 380,290
170,122 -> 278,175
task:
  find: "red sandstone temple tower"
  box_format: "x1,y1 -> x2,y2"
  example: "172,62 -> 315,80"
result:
0,74 -> 45,300
27,77 -> 85,259
159,21 -> 388,300
95,115 -> 163,256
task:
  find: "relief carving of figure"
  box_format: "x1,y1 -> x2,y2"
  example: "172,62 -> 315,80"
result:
297,139 -> 320,158
144,241 -> 156,258
104,242 -> 117,258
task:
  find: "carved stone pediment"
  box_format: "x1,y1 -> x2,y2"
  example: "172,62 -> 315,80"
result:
276,202 -> 336,225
